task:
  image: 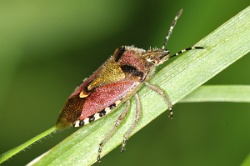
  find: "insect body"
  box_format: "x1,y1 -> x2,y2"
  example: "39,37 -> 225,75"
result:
56,9 -> 203,162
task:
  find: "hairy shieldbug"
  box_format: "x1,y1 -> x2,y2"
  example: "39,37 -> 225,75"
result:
56,9 -> 203,162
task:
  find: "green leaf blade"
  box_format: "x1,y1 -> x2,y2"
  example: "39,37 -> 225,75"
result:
181,85 -> 250,103
26,6 -> 250,166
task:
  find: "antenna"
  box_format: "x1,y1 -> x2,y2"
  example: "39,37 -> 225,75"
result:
162,9 -> 183,50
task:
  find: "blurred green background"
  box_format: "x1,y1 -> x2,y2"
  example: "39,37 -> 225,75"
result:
0,1 -> 249,166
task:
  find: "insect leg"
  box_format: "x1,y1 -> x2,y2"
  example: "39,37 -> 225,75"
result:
97,100 -> 131,162
145,82 -> 173,118
121,93 -> 141,152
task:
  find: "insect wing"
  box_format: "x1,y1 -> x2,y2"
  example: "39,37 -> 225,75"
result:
78,80 -> 140,125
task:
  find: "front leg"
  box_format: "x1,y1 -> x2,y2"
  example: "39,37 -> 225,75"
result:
145,82 -> 173,118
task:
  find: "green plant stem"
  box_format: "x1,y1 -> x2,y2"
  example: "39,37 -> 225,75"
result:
0,126 -> 57,164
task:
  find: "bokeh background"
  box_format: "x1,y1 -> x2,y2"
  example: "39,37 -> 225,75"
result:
0,1 -> 249,166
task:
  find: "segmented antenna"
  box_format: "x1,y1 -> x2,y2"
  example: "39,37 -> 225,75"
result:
169,46 -> 204,59
162,9 -> 183,50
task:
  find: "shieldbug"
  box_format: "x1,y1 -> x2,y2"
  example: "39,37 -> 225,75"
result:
56,9 -> 203,162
